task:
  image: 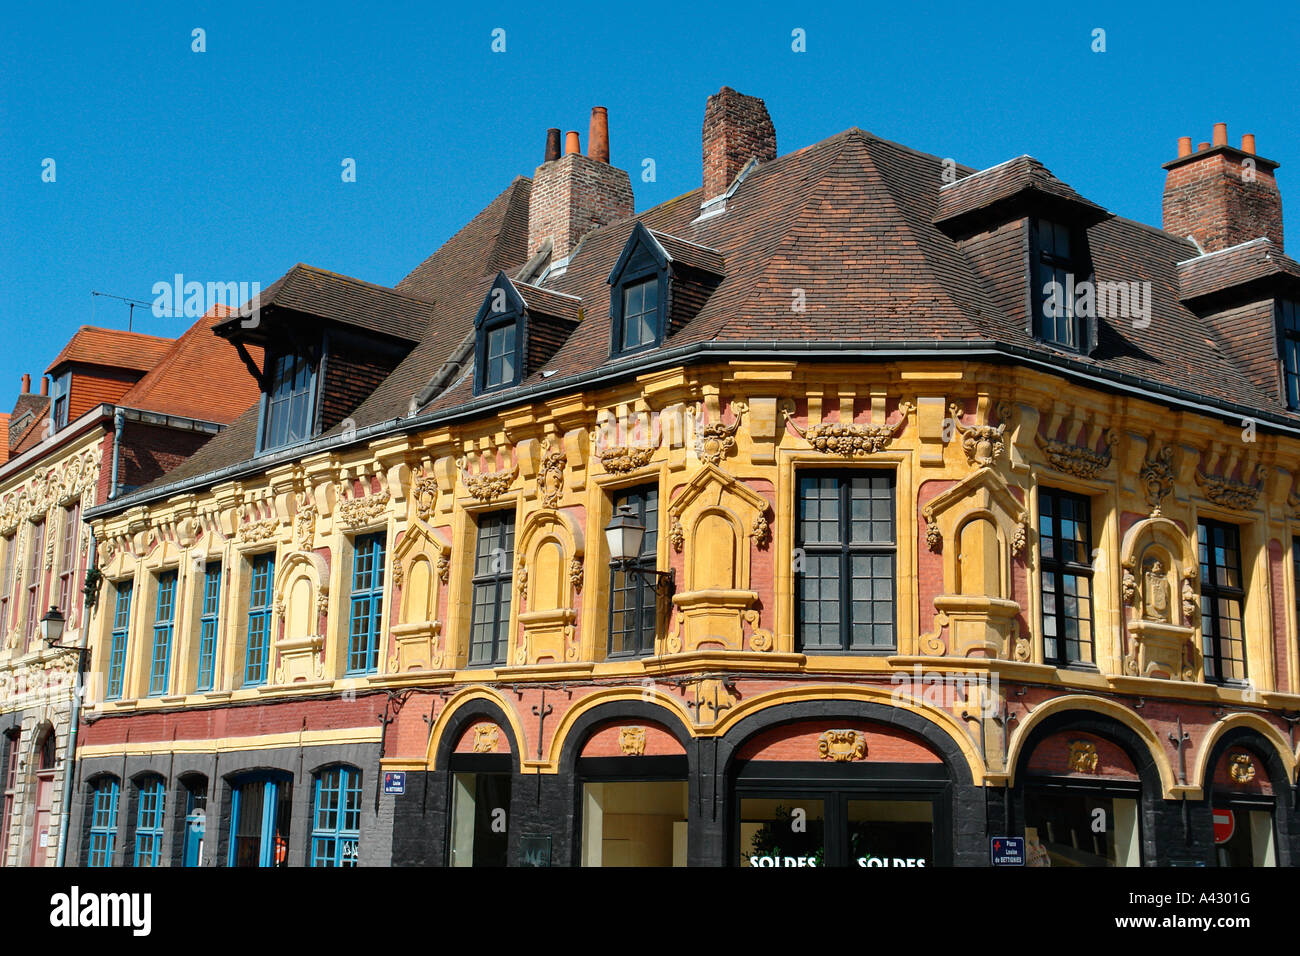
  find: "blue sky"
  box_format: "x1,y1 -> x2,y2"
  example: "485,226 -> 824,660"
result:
2,0 -> 1297,405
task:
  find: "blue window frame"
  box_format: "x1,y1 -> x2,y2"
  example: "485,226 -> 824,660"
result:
619,278 -> 660,351
133,777 -> 165,867
311,766 -> 362,867
87,777 -> 120,866
106,583 -> 132,700
182,777 -> 207,868
148,572 -> 177,696
229,774 -> 292,867
196,563 -> 221,691
49,371 -> 70,432
260,349 -> 316,452
243,554 -> 275,687
347,533 -> 386,675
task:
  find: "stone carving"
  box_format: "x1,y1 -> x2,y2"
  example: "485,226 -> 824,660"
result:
619,726 -> 646,756
569,556 -> 584,593
459,459 -> 517,503
1181,570 -> 1198,626
668,515 -> 684,553
1196,466 -> 1266,511
599,444 -> 655,474
924,510 -> 942,553
818,729 -> 867,763
0,447 -> 101,535
472,724 -> 500,753
517,560 -> 528,604
1011,519 -> 1027,557
436,552 -> 450,585
751,511 -> 771,550
743,608 -> 774,652
294,494 -> 316,547
1142,560 -> 1171,623
782,399 -> 914,456
411,472 -> 438,522
1068,740 -> 1099,774
1122,563 -> 1138,605
1229,753 -> 1255,784
538,441 -> 567,509
949,403 -> 1006,467
1140,442 -> 1175,515
693,401 -> 746,465
337,492 -> 390,530
237,517 -> 278,544
391,561 -> 404,587
1035,428 -> 1118,479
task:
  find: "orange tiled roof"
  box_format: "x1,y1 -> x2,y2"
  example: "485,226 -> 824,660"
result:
45,327 -> 175,376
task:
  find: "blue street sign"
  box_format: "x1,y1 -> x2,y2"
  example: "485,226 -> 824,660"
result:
383,771 -> 406,795
990,836 -> 1025,866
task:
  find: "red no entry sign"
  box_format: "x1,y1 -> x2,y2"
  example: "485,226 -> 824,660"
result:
1212,808 -> 1235,845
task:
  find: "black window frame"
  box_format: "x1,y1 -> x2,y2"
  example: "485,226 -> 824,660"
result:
1198,517 -> 1247,685
794,469 -> 897,654
1278,299 -> 1300,410
1038,487 -> 1096,667
606,484 -> 660,660
608,223 -> 670,359
473,273 -> 526,396
468,510 -> 515,667
1031,217 -> 1092,354
256,342 -> 321,455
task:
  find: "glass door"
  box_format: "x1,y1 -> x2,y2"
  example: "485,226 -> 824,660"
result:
229,775 -> 292,867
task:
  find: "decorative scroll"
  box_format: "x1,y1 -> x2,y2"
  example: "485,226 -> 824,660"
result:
818,729 -> 867,763
1195,466 -> 1266,511
1140,442 -> 1175,515
693,401 -> 746,465
599,444 -> 655,474
539,442 -> 567,509
237,518 -> 278,544
1035,428 -> 1118,479
337,492 -> 390,530
949,403 -> 1006,467
783,401 -> 915,456
459,459 -> 518,503
294,494 -> 317,547
411,472 -> 438,522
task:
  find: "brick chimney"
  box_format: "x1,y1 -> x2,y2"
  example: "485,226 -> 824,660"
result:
1162,124 -> 1283,253
527,108 -> 634,263
702,87 -> 777,203
20,374 -> 30,394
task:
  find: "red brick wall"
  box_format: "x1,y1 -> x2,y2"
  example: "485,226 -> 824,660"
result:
1026,729 -> 1139,780
735,720 -> 941,763
116,421 -> 212,493
453,720 -> 513,755
579,720 -> 684,757
702,87 -> 777,201
320,347 -> 401,435
1212,746 -> 1274,795
1163,150 -> 1284,253
527,153 -> 634,260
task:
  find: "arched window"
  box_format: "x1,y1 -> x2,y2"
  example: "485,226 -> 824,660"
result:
311,765 -> 362,867
229,772 -> 291,867
87,777 -> 121,867
36,728 -> 55,771
133,776 -> 166,867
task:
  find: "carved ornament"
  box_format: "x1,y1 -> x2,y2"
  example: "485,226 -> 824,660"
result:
818,729 -> 867,763
783,400 -> 914,456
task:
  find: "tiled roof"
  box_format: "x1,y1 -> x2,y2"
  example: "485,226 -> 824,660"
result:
45,327 -> 175,375
217,264 -> 435,344
0,414 -> 9,464
516,280 -> 582,324
110,124 -> 1300,508
9,396 -> 49,455
1177,239 -> 1300,301
116,306 -> 263,424
649,230 -> 725,275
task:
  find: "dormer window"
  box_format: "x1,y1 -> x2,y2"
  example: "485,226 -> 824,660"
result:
49,372 -> 70,432
1278,299 -> 1300,409
619,278 -> 660,351
1033,219 -> 1089,352
472,272 -> 580,397
260,347 -> 317,452
483,321 -> 519,391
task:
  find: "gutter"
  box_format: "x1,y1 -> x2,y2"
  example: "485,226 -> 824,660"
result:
86,337 -> 1300,520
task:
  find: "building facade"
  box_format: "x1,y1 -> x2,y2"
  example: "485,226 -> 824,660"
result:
72,90 -> 1300,867
0,315 -> 259,866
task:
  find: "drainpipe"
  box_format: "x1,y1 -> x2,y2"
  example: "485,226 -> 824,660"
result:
54,657 -> 82,868
109,408 -> 125,499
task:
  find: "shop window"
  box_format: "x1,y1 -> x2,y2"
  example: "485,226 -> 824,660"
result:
1039,488 -> 1094,666
581,780 -> 687,867
24,520 -> 45,646
1198,519 -> 1246,683
228,774 -> 292,868
243,553 -> 276,686
1024,788 -> 1141,866
0,731 -> 18,863
149,571 -> 177,696
87,777 -> 120,867
608,485 -> 659,659
133,777 -> 165,867
311,765 -> 362,867
1213,804 -> 1276,867
106,582 -> 133,701
449,771 -> 511,866
181,776 -> 207,868
196,563 -> 222,692
469,512 -> 515,667
346,533 -> 386,675
741,798 -> 827,867
796,471 -> 896,652
57,502 -> 80,614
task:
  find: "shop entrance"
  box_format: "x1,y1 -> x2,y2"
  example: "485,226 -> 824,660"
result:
1023,781 -> 1142,866
577,756 -> 688,867
448,754 -> 511,867
732,763 -> 950,867
1212,800 -> 1276,867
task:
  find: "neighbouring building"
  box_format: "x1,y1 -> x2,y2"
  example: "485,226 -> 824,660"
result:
73,92 -> 1300,868
0,313 -> 259,866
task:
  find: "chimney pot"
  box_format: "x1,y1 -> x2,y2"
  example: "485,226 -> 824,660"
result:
21,374 -> 30,394
39,376 -> 48,397
1177,136 -> 1192,158
1242,133 -> 1256,155
587,107 -> 610,164
1197,142 -> 1211,152
564,131 -> 580,156
1213,122 -> 1228,147
544,128 -> 562,163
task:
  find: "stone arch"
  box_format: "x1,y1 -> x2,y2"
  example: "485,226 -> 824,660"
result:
390,522 -> 452,672
552,693 -> 695,773
1006,696 -> 1176,798
272,550 -> 328,684
427,688 -> 525,772
514,509 -> 585,665
1194,713 -> 1295,795
954,510 -> 1006,597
